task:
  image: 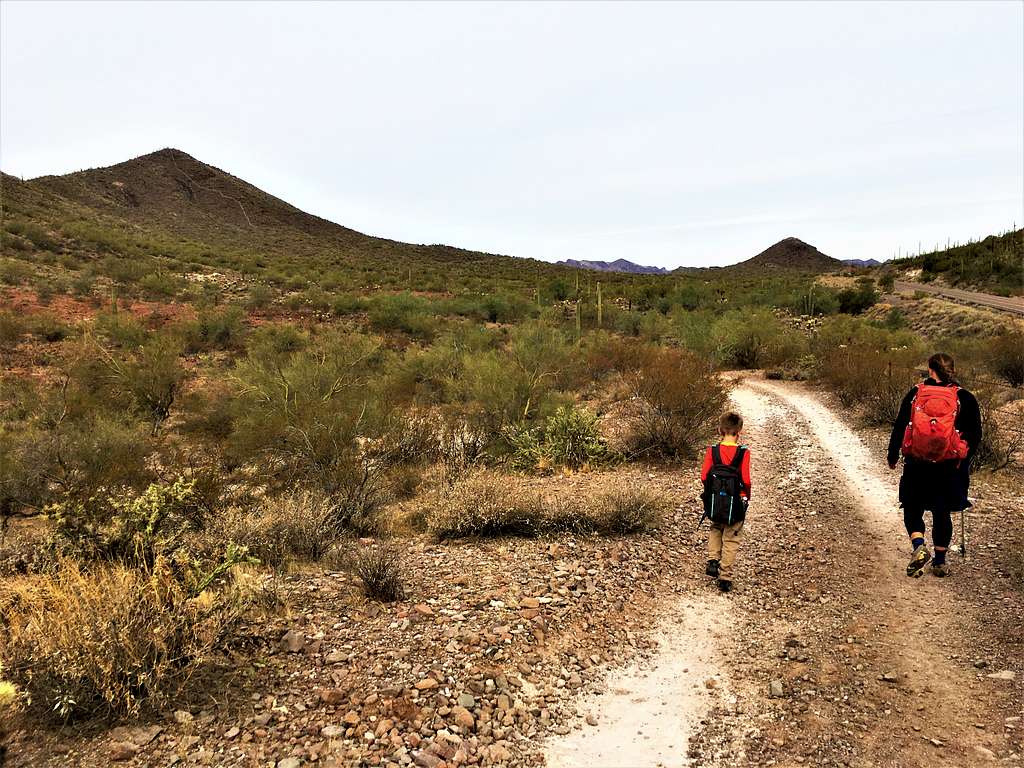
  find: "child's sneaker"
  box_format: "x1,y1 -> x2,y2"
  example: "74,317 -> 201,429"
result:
706,559 -> 720,578
717,578 -> 732,593
930,563 -> 950,577
906,544 -> 931,578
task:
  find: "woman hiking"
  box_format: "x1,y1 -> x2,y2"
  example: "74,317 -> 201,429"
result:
888,353 -> 982,577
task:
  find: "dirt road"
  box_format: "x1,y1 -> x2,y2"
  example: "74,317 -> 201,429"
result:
546,377 -> 1022,767
894,280 -> 1024,316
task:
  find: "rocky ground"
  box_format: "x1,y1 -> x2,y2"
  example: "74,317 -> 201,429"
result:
4,376 -> 1021,767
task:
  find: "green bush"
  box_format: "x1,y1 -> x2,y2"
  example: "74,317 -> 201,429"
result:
180,305 -> 246,352
507,405 -> 611,472
369,293 -> 437,339
0,312 -> 27,347
837,279 -> 879,315
48,477 -> 205,567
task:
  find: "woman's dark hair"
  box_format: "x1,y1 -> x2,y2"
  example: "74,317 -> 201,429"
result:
928,352 -> 957,384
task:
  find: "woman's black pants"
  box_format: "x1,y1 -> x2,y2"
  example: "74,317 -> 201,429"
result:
903,507 -> 953,548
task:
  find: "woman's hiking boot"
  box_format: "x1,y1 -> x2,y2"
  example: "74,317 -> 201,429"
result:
931,563 -> 950,577
907,544 -> 931,578
717,578 -> 732,593
706,559 -> 720,578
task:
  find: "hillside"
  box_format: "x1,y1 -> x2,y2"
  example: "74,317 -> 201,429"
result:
556,258 -> 669,275
891,228 -> 1023,296
1,149 -> 612,296
738,237 -> 841,272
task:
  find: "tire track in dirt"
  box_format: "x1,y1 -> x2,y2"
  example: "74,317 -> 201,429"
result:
735,378 -> 1016,767
546,377 -> 1017,768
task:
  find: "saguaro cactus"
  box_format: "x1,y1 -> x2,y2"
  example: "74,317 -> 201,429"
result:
597,282 -> 603,327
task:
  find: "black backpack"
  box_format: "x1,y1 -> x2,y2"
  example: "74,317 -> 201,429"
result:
702,445 -> 748,525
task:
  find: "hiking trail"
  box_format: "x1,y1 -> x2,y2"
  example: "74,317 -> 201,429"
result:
544,376 -> 1019,767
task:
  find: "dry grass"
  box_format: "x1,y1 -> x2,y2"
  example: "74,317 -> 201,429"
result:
352,545 -> 405,602
0,557 -> 246,721
426,469 -> 666,539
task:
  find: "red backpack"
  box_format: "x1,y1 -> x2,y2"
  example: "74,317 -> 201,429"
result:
901,384 -> 969,463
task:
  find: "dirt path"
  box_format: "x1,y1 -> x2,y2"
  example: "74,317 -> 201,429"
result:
546,376 -> 1021,767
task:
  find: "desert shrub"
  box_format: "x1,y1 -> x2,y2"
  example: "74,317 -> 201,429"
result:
0,312 -> 27,347
180,305 -> 246,352
212,492 -> 344,568
352,545 -> 405,602
507,405 -> 612,472
10,412 -> 154,505
139,271 -> 183,298
29,313 -> 71,343
331,293 -> 368,317
99,335 -> 185,431
94,311 -> 148,349
48,477 -> 205,567
0,258 -> 31,285
816,343 -> 922,425
837,279 -> 879,315
369,293 -> 437,339
624,347 -> 728,458
0,558 -> 248,721
244,283 -> 274,310
228,330 -> 394,528
985,331 -> 1024,388
178,381 -> 236,444
546,488 -> 666,534
427,469 -> 543,539
705,311 -> 803,369
589,488 -> 666,533
972,385 -> 1024,470
584,332 -> 652,377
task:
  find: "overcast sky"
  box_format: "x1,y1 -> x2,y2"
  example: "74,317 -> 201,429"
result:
2,1 -> 1022,267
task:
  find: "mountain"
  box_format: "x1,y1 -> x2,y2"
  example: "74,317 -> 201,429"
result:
736,237 -> 841,272
556,258 -> 669,275
841,258 -> 882,268
1,148 -> 603,294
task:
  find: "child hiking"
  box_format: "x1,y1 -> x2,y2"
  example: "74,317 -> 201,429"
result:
701,411 -> 752,593
888,352 -> 982,577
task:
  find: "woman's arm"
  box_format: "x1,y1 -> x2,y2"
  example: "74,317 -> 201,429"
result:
888,387 -> 916,467
958,389 -> 983,459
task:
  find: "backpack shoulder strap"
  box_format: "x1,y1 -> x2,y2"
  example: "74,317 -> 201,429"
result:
711,445 -> 723,466
729,446 -> 746,468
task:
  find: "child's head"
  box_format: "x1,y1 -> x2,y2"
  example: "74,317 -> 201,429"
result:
719,411 -> 743,437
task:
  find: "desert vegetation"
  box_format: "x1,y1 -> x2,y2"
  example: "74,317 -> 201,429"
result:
2,153 -> 1022,767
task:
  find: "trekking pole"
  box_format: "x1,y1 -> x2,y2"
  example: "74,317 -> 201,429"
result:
960,508 -> 968,560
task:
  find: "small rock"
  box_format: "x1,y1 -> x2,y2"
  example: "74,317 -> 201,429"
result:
413,603 -> 434,616
987,670 -> 1016,681
769,680 -> 784,698
451,705 -> 475,730
880,672 -> 899,683
325,649 -> 346,664
319,688 -> 347,705
929,738 -> 944,747
224,726 -> 239,739
586,714 -> 599,726
173,710 -> 194,725
415,677 -> 439,690
109,742 -> 139,762
704,678 -> 717,690
412,751 -> 444,768
321,725 -> 345,738
457,692 -> 476,709
277,759 -> 302,768
974,746 -> 997,760
973,659 -> 989,669
281,630 -> 305,654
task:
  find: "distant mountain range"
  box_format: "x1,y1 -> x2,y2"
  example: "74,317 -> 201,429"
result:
556,258 -> 670,275
560,241 -> 884,276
